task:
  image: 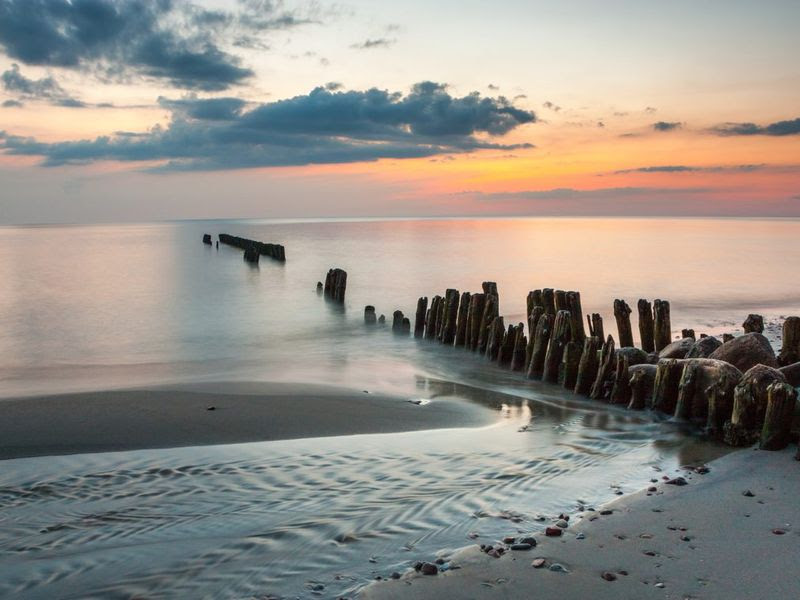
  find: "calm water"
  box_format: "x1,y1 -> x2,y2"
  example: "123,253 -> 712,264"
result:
0,217 -> 796,598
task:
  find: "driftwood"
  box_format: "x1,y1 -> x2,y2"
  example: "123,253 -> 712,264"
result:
651,358 -> 684,414
613,299 -> 634,348
527,313 -> 553,380
465,293 -> 486,351
414,297 -> 428,338
609,355 -> 631,405
560,341 -> 582,390
724,365 -> 787,447
364,305 -> 376,325
653,299 -> 671,352
454,292 -> 471,346
590,335 -> 616,400
742,314 -> 764,334
778,316 -> 800,366
637,299 -> 655,353
574,336 -> 601,396
543,310 -> 572,383
759,382 -> 798,450
323,268 -> 347,302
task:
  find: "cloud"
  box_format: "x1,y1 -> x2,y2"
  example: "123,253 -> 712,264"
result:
645,106 -> 657,113
1,82 -> 536,170
652,121 -> 681,131
350,38 -> 396,50
711,118 -> 800,136
0,0 -> 316,91
478,186 -> 711,201
2,98 -> 22,107
1,63 -> 85,106
542,101 -> 561,112
613,164 -> 766,174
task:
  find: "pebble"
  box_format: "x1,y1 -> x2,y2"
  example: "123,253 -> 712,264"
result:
640,533 -> 653,539
545,527 -> 563,537
206,406 -> 216,411
666,477 -> 688,486
531,558 -> 547,568
434,558 -> 445,565
655,582 -> 665,588
576,533 -> 585,540
503,536 -> 516,544
600,510 -> 613,515
742,490 -> 755,497
549,563 -> 569,573
390,572 -> 401,580
519,537 -> 537,547
510,543 -> 532,551
680,535 -> 691,542
601,572 -> 617,581
555,519 -> 569,528
420,562 -> 439,575
648,486 -> 657,492
772,529 -> 787,535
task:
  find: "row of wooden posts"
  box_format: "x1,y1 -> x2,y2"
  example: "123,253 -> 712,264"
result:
365,283 -> 800,454
210,233 -> 286,262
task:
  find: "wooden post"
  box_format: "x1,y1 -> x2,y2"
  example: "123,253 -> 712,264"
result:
543,310 -> 572,383
425,295 -> 441,340
486,316 -> 505,361
628,364 -> 657,410
466,293 -> 486,351
243,245 -> 260,263
477,293 -> 498,354
613,299 -> 634,348
637,299 -> 655,352
590,335 -> 616,400
442,289 -> 460,345
724,365 -> 786,447
554,290 -> 568,312
511,327 -> 528,372
653,299 -> 671,351
778,316 -> 800,366
527,313 -> 553,379
378,314 -> 385,325
759,382 -> 797,450
566,291 -> 586,343
609,354 -> 631,405
587,313 -> 604,343
560,341 -> 582,390
681,328 -> 696,339
574,336 -> 600,396
742,314 -> 764,334
202,233 -> 212,245
526,306 -> 545,370
674,361 -> 699,420
401,317 -> 411,336
364,305 -> 377,324
436,292 -> 449,341
542,288 -> 556,315
651,358 -> 683,414
455,291 -> 471,346
392,310 -> 404,334
414,297 -> 428,338
482,281 -> 498,297
323,268 -> 347,301
498,323 -> 519,367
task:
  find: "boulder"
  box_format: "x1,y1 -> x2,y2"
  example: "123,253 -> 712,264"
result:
708,333 -> 777,372
616,346 -> 650,366
673,358 -> 742,424
658,337 -> 695,359
724,364 -> 786,447
685,335 -> 722,359
778,361 -> 800,387
742,314 -> 764,334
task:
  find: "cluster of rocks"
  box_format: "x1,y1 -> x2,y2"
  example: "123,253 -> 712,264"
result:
365,285 -> 800,452
215,233 -> 286,262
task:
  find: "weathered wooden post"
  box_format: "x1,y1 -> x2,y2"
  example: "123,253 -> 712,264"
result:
392,310 -> 405,334
527,313 -> 553,379
482,281 -> 498,297
628,364 -> 657,410
499,324 -> 520,367
401,317 -> 411,336
527,290 -> 543,319
378,314 -> 386,325
574,336 -> 601,396
455,291 -> 471,346
554,290 -> 568,312
742,314 -> 764,334
681,328 -> 696,339
425,295 -> 442,340
653,299 -> 671,351
778,316 -> 800,366
637,299 -> 655,352
566,291 -> 586,342
590,335 -> 616,400
324,268 -> 347,301
202,234 -> 212,245
435,292 -> 448,341
466,293 -> 486,351
674,362 -> 699,420
587,313 -> 604,343
525,306 -> 545,369
543,310 -> 572,383
651,358 -> 683,414
511,327 -> 528,372
759,382 -> 797,450
477,294 -> 498,354
609,355 -> 631,405
724,365 -> 786,447
440,289 -> 460,345
613,299 -> 634,348
316,281 -> 323,294
243,245 -> 260,263
364,305 -> 377,324
486,316 -> 505,361
542,288 -> 556,316
560,341 -> 582,390
414,297 -> 428,338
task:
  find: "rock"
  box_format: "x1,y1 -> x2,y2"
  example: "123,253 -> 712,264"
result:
648,486 -> 657,492
658,338 -> 695,359
531,558 -> 547,568
545,527 -> 563,537
601,572 -> 617,581
420,562 -> 438,575
503,536 -> 516,544
390,572 -> 401,579
655,582 -> 665,588
206,405 -> 216,411
519,537 -> 537,546
778,361 -> 800,386
742,314 -> 764,334
724,365 -> 786,446
576,532 -> 586,540
600,509 -> 613,515
772,529 -> 787,535
555,519 -> 569,528
708,332 -> 778,372
685,335 -> 722,358
510,543 -> 532,551
665,477 -> 688,486
549,563 -> 569,573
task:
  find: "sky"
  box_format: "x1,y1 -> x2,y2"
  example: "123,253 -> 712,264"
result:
0,0 -> 798,224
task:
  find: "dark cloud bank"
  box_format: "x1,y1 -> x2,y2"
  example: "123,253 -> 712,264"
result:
712,118 -> 800,136
0,0 -> 312,91
0,82 -> 536,169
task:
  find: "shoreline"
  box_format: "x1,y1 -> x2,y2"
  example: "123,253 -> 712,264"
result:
0,381 -> 496,460
361,446 -> 800,600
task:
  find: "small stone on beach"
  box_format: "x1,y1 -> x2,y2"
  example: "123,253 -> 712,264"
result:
206,406 -> 216,411
549,563 -> 569,573
601,572 -> 617,581
742,490 -> 755,497
531,558 -> 547,568
666,477 -> 688,486
420,562 -> 438,575
545,527 -> 563,537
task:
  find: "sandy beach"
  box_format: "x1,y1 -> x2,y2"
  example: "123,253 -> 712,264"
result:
0,381 -> 494,460
362,446 -> 800,600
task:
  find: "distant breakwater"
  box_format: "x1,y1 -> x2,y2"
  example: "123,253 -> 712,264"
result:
205,233 -> 286,262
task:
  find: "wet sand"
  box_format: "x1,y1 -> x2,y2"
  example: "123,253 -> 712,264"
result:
0,381 -> 495,460
362,447 -> 800,600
